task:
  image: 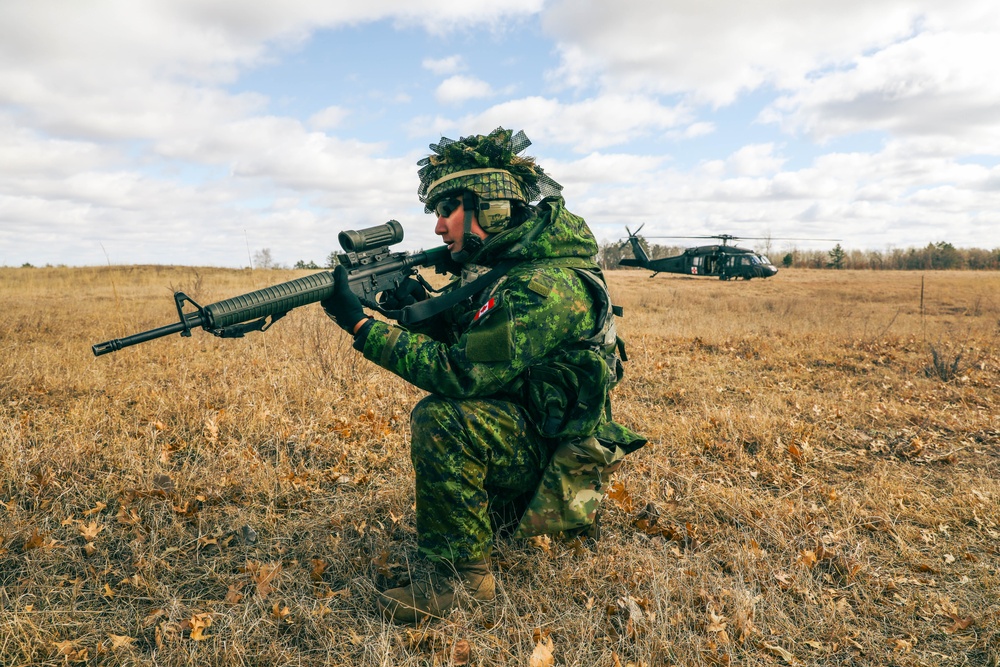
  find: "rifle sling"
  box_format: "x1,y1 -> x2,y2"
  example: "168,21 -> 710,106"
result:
396,259 -> 518,326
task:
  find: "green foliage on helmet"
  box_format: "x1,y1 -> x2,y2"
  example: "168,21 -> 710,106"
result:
417,127 -> 563,215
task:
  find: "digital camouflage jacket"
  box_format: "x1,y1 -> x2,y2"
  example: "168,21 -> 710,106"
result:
356,197 -> 645,535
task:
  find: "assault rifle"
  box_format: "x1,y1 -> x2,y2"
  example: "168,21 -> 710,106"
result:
92,221 -> 458,357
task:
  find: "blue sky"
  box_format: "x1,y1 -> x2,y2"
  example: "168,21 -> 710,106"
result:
2,1 -> 999,267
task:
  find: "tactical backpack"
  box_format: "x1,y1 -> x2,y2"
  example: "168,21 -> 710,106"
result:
513,265 -> 642,539
518,266 -> 624,439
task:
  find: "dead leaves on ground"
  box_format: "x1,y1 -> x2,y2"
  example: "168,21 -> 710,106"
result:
53,639 -> 89,662
151,612 -> 215,647
21,503 -> 109,555
607,595 -> 657,642
51,632 -> 143,661
17,435 -> 991,667
604,483 -> 705,552
405,627 -> 472,666
400,627 -> 607,667
54,625 -> 204,662
527,629 -> 643,667
107,634 -> 137,650
22,526 -> 55,552
78,520 -> 103,543
529,631 -> 554,667
309,557 -> 328,581
182,613 -> 214,641
797,541 -> 864,582
629,501 -> 701,551
242,560 -> 283,598
760,642 -> 796,664
606,480 -> 635,513
934,596 -> 976,634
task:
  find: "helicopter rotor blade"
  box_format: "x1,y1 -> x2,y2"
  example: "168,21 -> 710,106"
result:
642,235 -> 842,242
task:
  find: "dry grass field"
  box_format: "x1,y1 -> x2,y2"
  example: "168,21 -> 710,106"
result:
1,265 -> 998,666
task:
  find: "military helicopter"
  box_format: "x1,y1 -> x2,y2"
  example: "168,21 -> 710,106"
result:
618,225 -> 837,280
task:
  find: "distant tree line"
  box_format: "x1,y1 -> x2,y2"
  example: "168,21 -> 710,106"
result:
598,239 -> 1000,271
275,239 -> 998,272
16,240 -> 993,272
782,242 -> 1000,270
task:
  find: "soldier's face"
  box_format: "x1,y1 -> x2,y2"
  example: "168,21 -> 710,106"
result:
434,196 -> 487,254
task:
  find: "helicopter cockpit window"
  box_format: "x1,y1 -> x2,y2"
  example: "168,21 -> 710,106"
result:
741,257 -> 752,266
759,255 -> 771,265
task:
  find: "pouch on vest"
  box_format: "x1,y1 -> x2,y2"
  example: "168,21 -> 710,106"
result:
523,348 -> 609,439
513,435 -> 626,538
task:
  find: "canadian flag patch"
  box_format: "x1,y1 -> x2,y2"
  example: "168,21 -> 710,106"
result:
473,297 -> 498,322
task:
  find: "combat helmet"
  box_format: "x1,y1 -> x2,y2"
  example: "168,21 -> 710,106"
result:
417,127 -> 562,261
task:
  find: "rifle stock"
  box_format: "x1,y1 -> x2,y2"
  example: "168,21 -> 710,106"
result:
92,221 -> 456,356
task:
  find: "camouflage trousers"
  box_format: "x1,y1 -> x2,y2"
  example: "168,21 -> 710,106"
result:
409,394 -> 553,563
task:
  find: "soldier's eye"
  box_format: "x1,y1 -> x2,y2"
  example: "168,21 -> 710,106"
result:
435,198 -> 462,218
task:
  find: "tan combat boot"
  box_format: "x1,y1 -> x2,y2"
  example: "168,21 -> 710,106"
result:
377,559 -> 495,624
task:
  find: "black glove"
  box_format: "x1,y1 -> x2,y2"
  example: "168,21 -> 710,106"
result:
322,265 -> 367,334
378,277 -> 428,311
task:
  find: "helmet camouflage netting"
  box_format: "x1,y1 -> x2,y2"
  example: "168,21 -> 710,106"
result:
417,127 -> 563,213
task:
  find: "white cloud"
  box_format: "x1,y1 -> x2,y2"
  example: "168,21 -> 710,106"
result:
454,94 -> 692,152
0,1 -> 545,142
762,30 -> 1000,151
541,1 -> 999,115
545,152 -> 669,191
1,0 -> 997,266
0,1 -> 546,83
0,120 -> 117,178
678,122 -> 715,140
528,0 -> 1000,252
233,125 -> 409,194
423,55 -> 465,75
572,140 -> 1000,251
435,75 -> 495,104
308,106 -> 350,130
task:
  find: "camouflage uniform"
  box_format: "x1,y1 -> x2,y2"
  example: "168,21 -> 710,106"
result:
355,197 -> 645,563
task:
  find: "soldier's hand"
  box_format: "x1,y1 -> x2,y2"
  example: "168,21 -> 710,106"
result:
322,265 -> 367,334
378,277 -> 428,311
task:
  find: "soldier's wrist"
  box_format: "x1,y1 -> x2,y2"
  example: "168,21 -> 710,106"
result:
352,317 -> 376,350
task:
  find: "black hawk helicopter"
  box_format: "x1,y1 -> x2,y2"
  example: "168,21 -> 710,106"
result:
618,225 -> 838,280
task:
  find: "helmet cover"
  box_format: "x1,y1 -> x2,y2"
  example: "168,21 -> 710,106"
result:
417,127 -> 563,213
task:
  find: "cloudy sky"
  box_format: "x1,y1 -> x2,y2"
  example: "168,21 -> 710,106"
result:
2,0 -> 999,267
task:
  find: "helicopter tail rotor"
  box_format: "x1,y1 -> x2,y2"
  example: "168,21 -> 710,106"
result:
622,223 -> 646,249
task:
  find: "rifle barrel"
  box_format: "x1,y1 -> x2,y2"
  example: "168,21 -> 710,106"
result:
91,314 -> 204,356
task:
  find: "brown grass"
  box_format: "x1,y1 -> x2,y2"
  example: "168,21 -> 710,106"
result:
2,265 -> 998,666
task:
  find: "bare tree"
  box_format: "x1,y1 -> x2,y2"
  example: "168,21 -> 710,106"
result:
252,248 -> 275,270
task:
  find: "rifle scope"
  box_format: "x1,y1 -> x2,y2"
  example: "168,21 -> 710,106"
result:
338,220 -> 404,253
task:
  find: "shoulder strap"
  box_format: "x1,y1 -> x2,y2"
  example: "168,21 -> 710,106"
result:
394,259 -> 518,326
570,266 -> 629,364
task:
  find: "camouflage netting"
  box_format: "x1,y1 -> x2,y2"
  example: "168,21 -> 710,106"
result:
417,127 -> 563,212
